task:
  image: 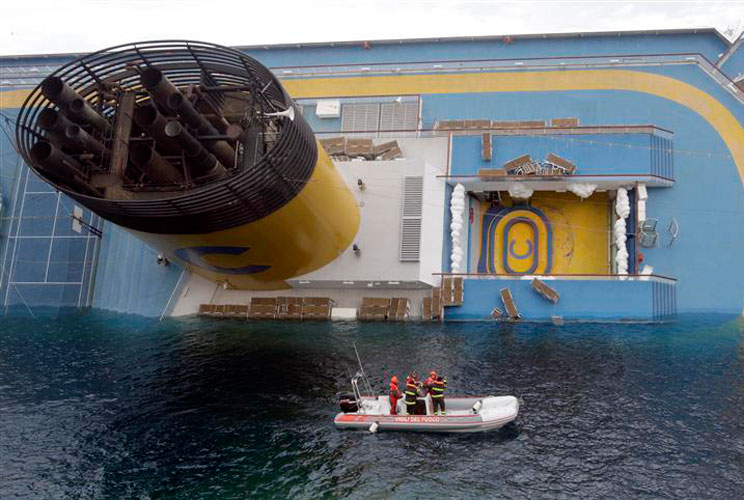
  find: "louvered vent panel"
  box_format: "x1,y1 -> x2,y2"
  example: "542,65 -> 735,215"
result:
341,103 -> 380,133
400,176 -> 424,262
380,102 -> 418,137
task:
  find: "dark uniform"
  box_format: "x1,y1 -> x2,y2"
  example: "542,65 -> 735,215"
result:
404,376 -> 419,415
431,376 -> 447,415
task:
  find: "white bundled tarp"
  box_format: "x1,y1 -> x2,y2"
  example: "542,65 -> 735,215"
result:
567,183 -> 597,199
615,187 -> 630,218
614,188 -> 630,275
507,183 -> 533,200
450,184 -> 467,273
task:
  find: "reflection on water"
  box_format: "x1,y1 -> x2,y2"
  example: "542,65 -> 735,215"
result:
1,313 -> 743,499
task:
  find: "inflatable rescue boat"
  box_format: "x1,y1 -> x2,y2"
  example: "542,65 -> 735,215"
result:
334,373 -> 520,433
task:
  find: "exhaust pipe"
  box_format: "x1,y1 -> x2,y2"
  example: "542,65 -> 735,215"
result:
133,105 -> 181,154
41,76 -> 111,132
30,141 -> 98,196
167,93 -> 236,168
37,108 -> 78,148
65,124 -> 108,156
41,76 -> 80,107
142,68 -> 236,167
140,67 -> 180,109
67,97 -> 112,133
129,143 -> 183,184
164,121 -> 226,180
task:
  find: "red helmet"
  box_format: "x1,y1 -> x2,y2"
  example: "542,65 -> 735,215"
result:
391,375 -> 399,385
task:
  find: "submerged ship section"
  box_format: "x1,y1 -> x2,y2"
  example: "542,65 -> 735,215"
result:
4,30 -> 744,321
15,41 -> 360,290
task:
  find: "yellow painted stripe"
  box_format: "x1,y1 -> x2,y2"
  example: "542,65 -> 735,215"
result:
0,89 -> 31,109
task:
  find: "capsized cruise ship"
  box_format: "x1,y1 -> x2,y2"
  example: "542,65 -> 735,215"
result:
1,29 -> 744,322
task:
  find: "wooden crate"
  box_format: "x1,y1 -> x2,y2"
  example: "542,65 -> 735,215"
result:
422,297 -> 433,321
478,168 -> 506,177
223,304 -> 238,318
277,297 -> 303,319
302,304 -> 331,320
249,297 -> 277,319
453,278 -> 464,305
531,278 -> 560,304
499,288 -> 521,319
503,154 -> 532,174
345,138 -> 374,157
234,304 -> 249,319
546,153 -> 577,174
464,119 -> 491,130
372,140 -> 399,155
198,304 -> 216,316
481,132 -> 492,161
359,297 -> 391,321
379,146 -> 403,160
550,117 -> 579,128
435,120 -> 464,131
389,297 -> 410,321
319,137 -> 346,155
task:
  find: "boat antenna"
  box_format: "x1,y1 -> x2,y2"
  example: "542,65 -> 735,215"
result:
352,341 -> 374,396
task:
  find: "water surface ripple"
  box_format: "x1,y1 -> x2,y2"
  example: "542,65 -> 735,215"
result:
1,313 -> 743,499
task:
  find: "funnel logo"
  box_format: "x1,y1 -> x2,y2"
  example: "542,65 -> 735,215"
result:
174,246 -> 271,274
477,206 -> 552,274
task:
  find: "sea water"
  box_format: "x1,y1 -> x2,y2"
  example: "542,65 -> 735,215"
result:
1,312 -> 743,499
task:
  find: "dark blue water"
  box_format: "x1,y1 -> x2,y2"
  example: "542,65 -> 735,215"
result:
1,313 -> 743,499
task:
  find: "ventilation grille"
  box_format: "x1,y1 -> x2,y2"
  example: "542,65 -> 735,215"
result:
400,176 -> 424,262
380,102 -> 418,137
341,103 -> 380,133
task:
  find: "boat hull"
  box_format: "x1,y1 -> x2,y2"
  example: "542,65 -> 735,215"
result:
334,395 -> 520,433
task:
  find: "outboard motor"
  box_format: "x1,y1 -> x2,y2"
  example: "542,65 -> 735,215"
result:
472,400 -> 483,414
337,392 -> 358,413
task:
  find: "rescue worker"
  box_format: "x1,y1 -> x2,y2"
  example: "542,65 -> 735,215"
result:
404,372 -> 419,415
431,374 -> 447,415
423,370 -> 438,395
388,375 -> 402,415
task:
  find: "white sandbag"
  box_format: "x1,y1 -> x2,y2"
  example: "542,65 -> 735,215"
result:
567,183 -> 598,199
507,183 -> 533,200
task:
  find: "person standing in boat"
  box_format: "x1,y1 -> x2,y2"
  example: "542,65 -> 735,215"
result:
431,375 -> 447,415
423,370 -> 438,395
404,372 -> 420,415
388,375 -> 402,415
